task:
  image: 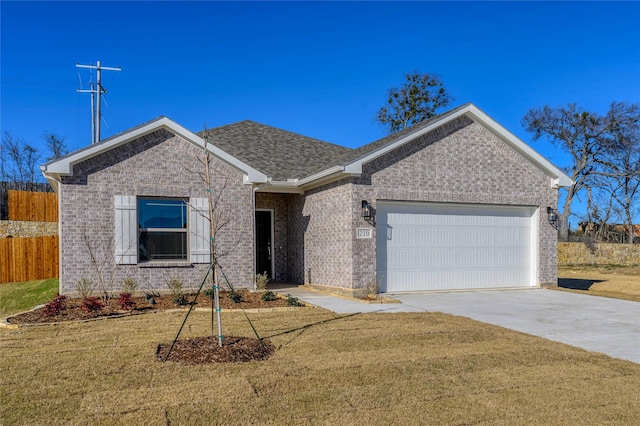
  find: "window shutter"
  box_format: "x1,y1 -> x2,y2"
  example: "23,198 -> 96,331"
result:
190,197 -> 211,263
114,195 -> 137,264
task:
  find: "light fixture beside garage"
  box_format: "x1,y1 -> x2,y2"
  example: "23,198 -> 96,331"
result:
546,207 -> 558,228
361,200 -> 372,219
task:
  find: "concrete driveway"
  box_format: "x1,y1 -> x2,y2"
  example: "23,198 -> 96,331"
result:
279,286 -> 640,364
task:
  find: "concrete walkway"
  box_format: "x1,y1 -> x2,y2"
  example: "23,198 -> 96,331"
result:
275,286 -> 640,364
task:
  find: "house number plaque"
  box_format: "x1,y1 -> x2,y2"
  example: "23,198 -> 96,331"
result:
356,228 -> 372,239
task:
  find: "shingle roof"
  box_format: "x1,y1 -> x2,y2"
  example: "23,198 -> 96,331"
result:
199,121 -> 351,181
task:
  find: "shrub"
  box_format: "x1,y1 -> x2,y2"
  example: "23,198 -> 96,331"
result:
165,277 -> 188,305
118,292 -> 137,310
42,294 -> 68,318
286,294 -> 303,307
81,296 -> 104,313
261,291 -> 277,302
228,289 -> 243,303
75,278 -> 95,299
255,271 -> 269,290
122,277 -> 138,294
173,294 -> 189,305
203,288 -> 215,299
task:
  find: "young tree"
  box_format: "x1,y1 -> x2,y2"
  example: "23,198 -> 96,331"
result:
376,72 -> 454,133
522,104 -> 610,241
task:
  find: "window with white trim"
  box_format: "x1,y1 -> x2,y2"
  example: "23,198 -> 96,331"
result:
114,195 -> 209,265
138,198 -> 188,262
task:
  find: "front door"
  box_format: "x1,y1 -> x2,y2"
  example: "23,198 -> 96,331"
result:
255,210 -> 273,278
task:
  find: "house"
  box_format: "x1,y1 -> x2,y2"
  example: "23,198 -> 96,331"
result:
41,103 -> 572,296
578,222 -> 640,244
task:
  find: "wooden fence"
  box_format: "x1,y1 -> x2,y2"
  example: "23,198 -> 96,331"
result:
8,190 -> 58,222
0,236 -> 59,283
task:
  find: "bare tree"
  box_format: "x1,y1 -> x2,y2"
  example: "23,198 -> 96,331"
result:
42,131 -> 69,161
522,104 -> 611,241
596,102 -> 640,244
1,132 -> 41,187
376,72 -> 454,133
80,226 -> 116,302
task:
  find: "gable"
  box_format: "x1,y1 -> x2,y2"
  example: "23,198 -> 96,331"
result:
365,117 -> 551,195
340,104 -> 572,189
41,117 -> 267,191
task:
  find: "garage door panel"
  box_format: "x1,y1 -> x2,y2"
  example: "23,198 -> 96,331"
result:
377,202 -> 535,292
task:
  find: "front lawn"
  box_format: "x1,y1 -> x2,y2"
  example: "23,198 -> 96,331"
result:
558,266 -> 640,302
1,309 -> 639,424
0,278 -> 59,316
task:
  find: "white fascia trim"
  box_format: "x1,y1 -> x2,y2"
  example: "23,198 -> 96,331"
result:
256,182 -> 304,194
341,103 -> 573,189
40,117 -> 268,184
255,165 -> 360,193
296,165 -> 344,186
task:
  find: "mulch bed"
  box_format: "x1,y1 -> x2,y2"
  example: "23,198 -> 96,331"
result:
8,289 -> 294,364
7,289 -> 297,325
156,335 -> 276,364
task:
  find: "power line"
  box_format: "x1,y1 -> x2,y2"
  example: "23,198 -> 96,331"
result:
76,61 -> 121,144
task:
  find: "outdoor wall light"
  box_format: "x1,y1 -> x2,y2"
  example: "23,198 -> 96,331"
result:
361,200 -> 372,219
547,207 -> 558,227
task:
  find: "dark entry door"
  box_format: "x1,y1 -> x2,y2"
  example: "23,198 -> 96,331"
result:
255,210 -> 272,278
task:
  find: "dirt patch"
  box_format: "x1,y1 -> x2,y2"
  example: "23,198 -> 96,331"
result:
156,335 -> 276,364
7,289 -> 297,325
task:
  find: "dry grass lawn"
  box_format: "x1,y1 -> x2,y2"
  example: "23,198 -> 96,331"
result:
558,266 -> 640,302
2,308 -> 640,425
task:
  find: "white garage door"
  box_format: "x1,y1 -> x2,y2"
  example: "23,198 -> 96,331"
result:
376,201 -> 537,292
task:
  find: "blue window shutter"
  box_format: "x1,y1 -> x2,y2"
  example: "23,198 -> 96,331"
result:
190,197 -> 211,263
114,195 -> 137,264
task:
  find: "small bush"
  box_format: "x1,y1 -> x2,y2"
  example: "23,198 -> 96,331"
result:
228,290 -> 243,303
173,294 -> 189,305
166,278 -> 188,305
118,292 -> 137,310
203,288 -> 215,299
286,294 -> 303,307
42,294 -> 68,318
75,278 -> 95,299
255,272 -> 269,290
81,296 -> 104,313
261,291 -> 277,302
122,277 -> 138,294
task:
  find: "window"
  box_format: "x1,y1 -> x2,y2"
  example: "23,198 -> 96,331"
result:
138,198 -> 188,262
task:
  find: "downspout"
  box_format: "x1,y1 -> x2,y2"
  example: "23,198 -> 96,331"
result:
252,183 -> 267,289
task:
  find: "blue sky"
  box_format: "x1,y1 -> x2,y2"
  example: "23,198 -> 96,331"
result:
2,1 -> 640,219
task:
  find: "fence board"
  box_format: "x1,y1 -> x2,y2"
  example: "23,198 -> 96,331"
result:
8,190 -> 58,222
0,236 -> 59,283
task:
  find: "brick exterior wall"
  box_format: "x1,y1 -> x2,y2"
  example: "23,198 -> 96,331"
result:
288,180 -> 354,289
259,117 -> 559,294
58,130 -> 254,294
351,117 -> 558,292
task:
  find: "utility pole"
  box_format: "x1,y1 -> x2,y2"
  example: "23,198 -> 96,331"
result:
76,61 -> 121,144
